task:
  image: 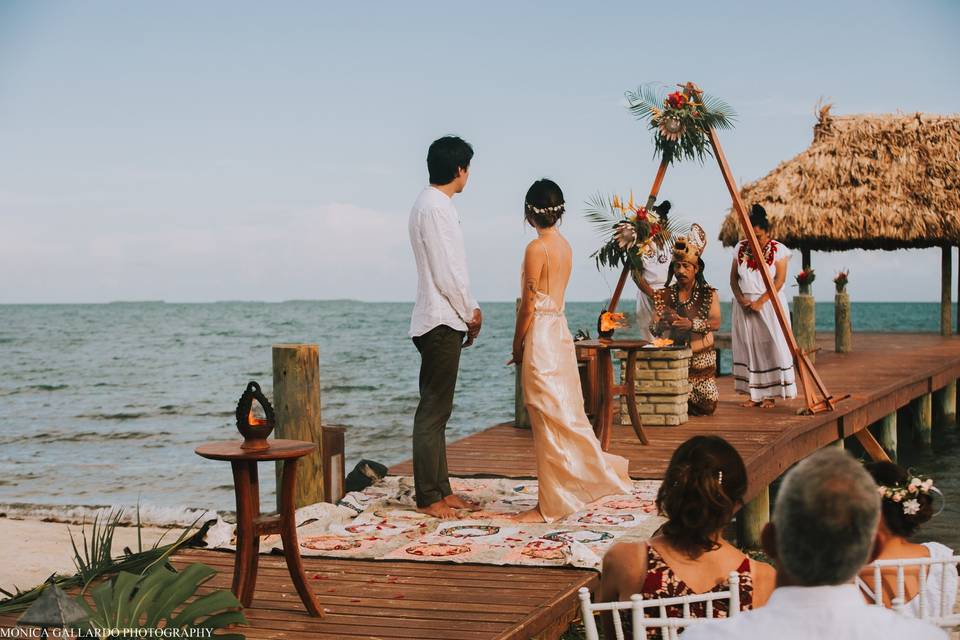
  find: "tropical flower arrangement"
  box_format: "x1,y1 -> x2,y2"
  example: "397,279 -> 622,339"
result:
625,82 -> 736,164
834,270 -> 850,291
878,474 -> 936,516
794,269 -> 816,287
586,192 -> 680,272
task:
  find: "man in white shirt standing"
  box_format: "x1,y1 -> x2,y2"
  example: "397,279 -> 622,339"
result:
408,136 -> 482,519
683,448 -> 945,640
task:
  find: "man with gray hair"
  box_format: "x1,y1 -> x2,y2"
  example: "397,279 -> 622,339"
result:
683,448 -> 945,639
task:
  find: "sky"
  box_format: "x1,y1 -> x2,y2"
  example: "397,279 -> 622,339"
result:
1,1 -> 958,304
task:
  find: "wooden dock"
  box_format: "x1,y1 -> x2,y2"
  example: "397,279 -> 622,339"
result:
3,332 -> 959,639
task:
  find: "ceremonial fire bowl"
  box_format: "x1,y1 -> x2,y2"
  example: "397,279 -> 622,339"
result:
235,381 -> 275,451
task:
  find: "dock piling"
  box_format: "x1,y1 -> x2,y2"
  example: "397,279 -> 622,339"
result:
909,393 -> 933,448
872,413 -> 898,461
737,486 -> 770,550
515,298 -> 530,429
273,344 -> 325,509
934,380 -> 957,429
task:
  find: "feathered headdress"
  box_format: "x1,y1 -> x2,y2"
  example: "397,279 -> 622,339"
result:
672,223 -> 707,265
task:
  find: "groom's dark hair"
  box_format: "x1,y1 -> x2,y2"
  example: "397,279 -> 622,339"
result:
427,136 -> 473,185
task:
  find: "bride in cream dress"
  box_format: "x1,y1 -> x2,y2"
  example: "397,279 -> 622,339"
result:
509,179 -> 633,523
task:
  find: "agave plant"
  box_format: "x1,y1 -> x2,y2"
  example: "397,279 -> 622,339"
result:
0,506 -> 210,616
79,564 -> 247,638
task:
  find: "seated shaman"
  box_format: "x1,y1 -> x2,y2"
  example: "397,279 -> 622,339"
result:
650,224 -> 721,415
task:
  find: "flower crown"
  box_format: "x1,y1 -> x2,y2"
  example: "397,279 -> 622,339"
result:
525,202 -> 565,215
878,473 -> 936,516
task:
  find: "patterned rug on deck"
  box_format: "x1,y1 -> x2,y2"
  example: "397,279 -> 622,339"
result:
201,476 -> 664,571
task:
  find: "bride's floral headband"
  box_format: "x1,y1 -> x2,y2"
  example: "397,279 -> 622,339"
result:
525,202 -> 565,215
877,474 -> 939,516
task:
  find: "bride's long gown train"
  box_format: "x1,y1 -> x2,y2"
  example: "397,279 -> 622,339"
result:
522,289 -> 633,522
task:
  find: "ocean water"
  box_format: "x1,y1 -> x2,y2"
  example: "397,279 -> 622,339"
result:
0,301 -> 957,537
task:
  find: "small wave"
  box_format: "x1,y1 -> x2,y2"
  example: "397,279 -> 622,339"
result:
0,383 -> 70,396
323,384 -> 378,392
18,430 -> 172,444
77,412 -> 148,421
0,502 -> 225,527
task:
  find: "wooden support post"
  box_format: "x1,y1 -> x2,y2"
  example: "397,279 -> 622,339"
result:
737,486 -> 769,550
273,344 -> 324,509
872,413 -> 898,461
514,298 -> 530,429
835,289 -> 852,353
910,393 -> 933,448
793,293 -> 816,364
934,380 -> 957,429
943,246 -> 953,337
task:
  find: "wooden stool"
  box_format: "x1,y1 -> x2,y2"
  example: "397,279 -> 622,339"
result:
575,339 -> 650,450
195,439 -> 322,617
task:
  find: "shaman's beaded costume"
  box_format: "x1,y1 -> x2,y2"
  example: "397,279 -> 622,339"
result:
651,284 -> 720,416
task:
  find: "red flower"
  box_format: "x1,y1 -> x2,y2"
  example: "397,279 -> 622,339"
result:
666,91 -> 687,109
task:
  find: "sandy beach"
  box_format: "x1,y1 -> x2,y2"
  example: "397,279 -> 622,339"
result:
0,517 -> 183,595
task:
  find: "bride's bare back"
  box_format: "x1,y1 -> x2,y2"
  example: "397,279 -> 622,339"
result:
524,230 -> 573,309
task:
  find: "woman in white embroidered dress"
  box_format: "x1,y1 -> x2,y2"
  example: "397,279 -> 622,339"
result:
857,461 -> 957,618
730,204 -> 797,408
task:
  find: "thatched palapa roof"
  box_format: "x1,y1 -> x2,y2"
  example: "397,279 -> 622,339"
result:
718,106 -> 960,251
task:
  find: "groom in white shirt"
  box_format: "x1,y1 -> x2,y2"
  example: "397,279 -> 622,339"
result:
408,136 -> 482,519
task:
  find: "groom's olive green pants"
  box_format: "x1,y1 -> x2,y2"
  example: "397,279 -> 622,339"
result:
411,324 -> 463,508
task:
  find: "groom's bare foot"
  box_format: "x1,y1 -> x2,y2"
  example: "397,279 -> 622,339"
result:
444,494 -> 481,511
511,508 -> 546,523
416,500 -> 458,519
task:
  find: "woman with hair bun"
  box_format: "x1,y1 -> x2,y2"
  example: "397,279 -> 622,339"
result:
508,178 -> 633,523
730,204 -> 797,408
857,461 -> 957,617
599,436 -> 775,636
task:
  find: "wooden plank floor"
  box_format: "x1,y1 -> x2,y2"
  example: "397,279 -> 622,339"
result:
3,333 -> 958,640
392,332 -> 960,501
0,548 -> 596,640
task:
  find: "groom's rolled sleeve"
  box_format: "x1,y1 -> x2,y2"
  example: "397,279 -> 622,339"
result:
420,208 -> 477,323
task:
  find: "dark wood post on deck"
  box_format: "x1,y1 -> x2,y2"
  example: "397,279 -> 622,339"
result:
273,344 -> 325,508
942,246 -> 953,337
514,298 -> 530,429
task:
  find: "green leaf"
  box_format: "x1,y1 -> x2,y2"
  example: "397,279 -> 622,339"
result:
169,590 -> 244,629
149,564 -> 216,627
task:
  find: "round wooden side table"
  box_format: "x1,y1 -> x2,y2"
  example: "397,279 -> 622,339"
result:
195,439 -> 322,617
574,339 -> 650,450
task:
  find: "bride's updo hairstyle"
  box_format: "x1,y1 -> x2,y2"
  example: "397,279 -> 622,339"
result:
524,179 -> 565,228
656,435 -> 747,558
866,461 -> 935,537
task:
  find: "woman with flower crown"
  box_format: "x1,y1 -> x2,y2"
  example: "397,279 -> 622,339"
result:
730,204 -> 797,408
508,179 -> 633,523
857,461 -> 957,618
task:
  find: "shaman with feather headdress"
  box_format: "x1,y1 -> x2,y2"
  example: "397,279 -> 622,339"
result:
651,223 -> 721,416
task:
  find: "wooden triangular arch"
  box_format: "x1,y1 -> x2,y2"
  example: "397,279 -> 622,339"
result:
602,124 -> 889,461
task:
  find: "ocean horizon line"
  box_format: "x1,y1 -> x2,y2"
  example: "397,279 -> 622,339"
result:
1,298 -> 957,306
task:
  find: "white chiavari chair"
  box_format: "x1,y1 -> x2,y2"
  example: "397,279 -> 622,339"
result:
579,571 -> 741,640
862,554 -> 960,629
